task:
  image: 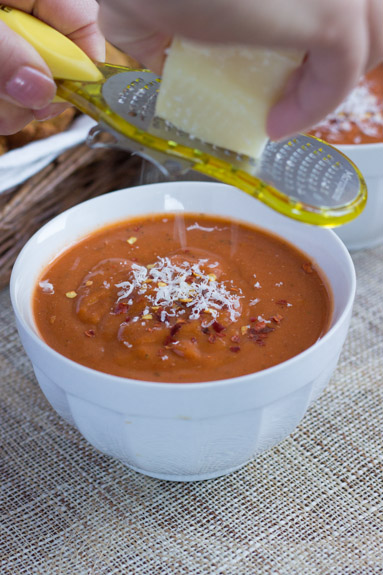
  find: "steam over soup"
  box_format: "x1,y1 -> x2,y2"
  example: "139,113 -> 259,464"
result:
33,214 -> 333,383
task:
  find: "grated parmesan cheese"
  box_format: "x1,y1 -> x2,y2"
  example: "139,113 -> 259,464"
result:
115,257 -> 243,323
312,79 -> 383,141
257,315 -> 271,324
39,280 -> 54,294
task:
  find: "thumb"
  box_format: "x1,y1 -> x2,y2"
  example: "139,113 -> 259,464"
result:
266,48 -> 364,141
99,2 -> 169,73
0,20 -> 56,110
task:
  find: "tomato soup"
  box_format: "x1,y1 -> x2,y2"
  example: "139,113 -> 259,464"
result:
309,64 -> 383,145
33,214 -> 332,383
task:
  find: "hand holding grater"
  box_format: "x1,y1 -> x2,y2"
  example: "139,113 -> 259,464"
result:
0,5 -> 367,227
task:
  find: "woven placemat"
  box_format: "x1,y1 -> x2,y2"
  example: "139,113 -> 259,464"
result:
1,242 -> 383,575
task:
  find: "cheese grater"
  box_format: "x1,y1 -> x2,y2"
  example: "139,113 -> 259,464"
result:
0,5 -> 367,226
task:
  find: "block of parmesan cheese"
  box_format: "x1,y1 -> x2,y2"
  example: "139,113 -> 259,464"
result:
155,38 -> 303,158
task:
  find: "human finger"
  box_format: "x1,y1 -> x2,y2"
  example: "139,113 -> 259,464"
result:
33,102 -> 70,122
365,0 -> 383,70
0,20 -> 56,116
267,42 -> 366,140
98,1 -> 169,73
5,0 -> 105,61
0,99 -> 34,135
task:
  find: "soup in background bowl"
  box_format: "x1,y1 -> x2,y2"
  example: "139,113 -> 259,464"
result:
310,65 -> 383,251
11,182 -> 355,481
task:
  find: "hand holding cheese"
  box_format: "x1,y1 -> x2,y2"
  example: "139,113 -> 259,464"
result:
99,0 -> 383,141
154,38 -> 303,158
0,0 -> 104,135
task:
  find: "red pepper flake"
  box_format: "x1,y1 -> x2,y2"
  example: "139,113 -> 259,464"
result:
229,346 -> 241,353
212,321 -> 225,333
252,321 -> 267,333
125,316 -> 131,322
208,334 -> 216,344
271,314 -> 284,324
250,323 -> 275,335
302,262 -> 314,274
112,301 -> 129,315
191,337 -> 197,344
231,334 -> 240,343
170,323 -> 182,337
84,329 -> 95,338
276,299 -> 288,307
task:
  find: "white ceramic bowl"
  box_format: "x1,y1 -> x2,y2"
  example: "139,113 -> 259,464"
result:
336,142 -> 383,251
11,182 -> 356,482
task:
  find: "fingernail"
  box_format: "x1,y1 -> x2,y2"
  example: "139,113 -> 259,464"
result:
6,66 -> 56,109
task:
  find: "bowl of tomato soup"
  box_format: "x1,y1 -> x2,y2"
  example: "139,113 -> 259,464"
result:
310,64 -> 383,251
11,182 -> 355,481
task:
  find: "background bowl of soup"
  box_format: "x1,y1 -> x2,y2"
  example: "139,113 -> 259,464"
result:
310,64 -> 383,251
11,181 -> 355,481
334,142 -> 383,250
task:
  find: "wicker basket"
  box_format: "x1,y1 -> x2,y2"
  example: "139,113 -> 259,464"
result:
0,144 -> 142,289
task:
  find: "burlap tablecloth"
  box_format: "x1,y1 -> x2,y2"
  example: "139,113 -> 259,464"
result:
1,243 -> 383,575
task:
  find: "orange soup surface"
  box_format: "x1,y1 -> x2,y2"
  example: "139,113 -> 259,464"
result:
309,65 -> 383,145
33,214 -> 332,383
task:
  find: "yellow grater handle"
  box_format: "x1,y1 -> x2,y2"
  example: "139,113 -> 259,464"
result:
0,5 -> 103,82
